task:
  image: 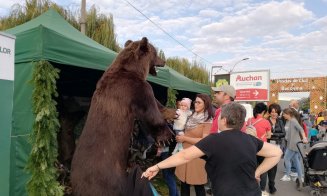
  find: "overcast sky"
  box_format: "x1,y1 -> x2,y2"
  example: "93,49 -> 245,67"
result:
1,0 -> 327,80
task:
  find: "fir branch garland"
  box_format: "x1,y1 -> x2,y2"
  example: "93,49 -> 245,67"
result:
26,60 -> 64,196
166,88 -> 178,108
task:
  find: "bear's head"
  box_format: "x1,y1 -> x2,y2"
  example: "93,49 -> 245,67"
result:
111,37 -> 165,80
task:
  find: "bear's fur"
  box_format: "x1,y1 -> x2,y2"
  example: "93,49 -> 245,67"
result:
71,37 -> 173,196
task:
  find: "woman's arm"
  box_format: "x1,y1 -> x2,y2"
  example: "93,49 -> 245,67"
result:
176,135 -> 202,144
141,146 -> 205,180
277,119 -> 286,137
176,123 -> 211,144
265,120 -> 272,139
293,119 -> 308,142
255,142 -> 282,179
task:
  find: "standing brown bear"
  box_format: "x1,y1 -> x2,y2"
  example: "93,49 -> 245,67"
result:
71,37 -> 173,196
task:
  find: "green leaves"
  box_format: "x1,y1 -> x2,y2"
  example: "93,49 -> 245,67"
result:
26,60 -> 64,196
166,88 -> 178,108
86,5 -> 120,52
166,57 -> 210,84
0,0 -> 120,52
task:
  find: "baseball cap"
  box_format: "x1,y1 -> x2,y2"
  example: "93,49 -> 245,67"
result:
211,85 -> 236,98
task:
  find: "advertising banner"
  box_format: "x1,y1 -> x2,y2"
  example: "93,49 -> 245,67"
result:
214,74 -> 230,87
0,32 -> 15,80
230,70 -> 270,101
0,32 -> 15,196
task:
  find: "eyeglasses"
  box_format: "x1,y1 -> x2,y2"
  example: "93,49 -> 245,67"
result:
193,101 -> 203,104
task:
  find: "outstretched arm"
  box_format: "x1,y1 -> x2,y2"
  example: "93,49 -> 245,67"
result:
141,145 -> 205,180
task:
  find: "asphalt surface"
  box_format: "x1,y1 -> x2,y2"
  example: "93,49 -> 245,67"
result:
266,161 -> 326,196
189,160 -> 327,196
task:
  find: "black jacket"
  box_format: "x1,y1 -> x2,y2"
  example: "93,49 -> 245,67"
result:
268,118 -> 285,141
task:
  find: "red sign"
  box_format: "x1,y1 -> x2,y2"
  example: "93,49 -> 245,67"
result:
236,89 -> 268,101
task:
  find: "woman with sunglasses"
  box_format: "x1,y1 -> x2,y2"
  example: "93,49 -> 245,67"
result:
173,94 -> 213,196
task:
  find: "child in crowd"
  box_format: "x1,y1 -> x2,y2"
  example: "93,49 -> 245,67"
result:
172,98 -> 192,155
309,125 -> 319,146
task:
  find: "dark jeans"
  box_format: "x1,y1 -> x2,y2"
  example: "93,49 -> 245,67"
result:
257,156 -> 268,191
161,152 -> 179,196
267,164 -> 278,191
180,182 -> 205,196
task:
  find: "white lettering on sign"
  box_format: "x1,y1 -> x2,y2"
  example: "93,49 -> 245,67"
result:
277,78 -> 308,83
281,86 -> 304,91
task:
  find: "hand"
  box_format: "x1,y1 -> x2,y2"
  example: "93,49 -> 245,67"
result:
141,165 -> 160,180
176,135 -> 186,143
254,170 -> 261,183
302,137 -> 308,144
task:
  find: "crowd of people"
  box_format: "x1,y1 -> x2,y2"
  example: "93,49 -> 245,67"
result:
143,84 -> 327,196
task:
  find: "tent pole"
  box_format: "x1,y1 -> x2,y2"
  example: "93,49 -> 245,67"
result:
80,0 -> 86,34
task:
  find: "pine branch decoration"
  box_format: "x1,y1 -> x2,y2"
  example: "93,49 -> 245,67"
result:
166,88 -> 178,108
26,60 -> 64,196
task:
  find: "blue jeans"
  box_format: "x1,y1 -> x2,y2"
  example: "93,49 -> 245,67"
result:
161,152 -> 179,196
284,149 -> 303,178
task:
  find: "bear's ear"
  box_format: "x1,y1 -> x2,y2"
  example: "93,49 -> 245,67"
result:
139,37 -> 149,52
124,40 -> 133,48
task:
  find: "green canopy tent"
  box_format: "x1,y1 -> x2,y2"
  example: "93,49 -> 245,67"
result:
149,66 -> 210,94
3,9 -> 210,195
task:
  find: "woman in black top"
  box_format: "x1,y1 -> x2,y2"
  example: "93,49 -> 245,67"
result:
142,102 -> 282,196
266,103 -> 285,194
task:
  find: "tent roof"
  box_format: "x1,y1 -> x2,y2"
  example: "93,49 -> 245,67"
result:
148,66 -> 210,94
6,8 -> 116,70
5,9 -> 210,94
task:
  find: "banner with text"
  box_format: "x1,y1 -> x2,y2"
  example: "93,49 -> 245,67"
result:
0,32 -> 15,196
0,32 -> 15,81
230,70 -> 270,101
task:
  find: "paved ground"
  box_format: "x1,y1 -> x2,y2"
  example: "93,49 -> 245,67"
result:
267,161 -> 326,196
189,161 -> 327,196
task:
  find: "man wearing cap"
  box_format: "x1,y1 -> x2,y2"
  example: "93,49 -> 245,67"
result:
210,84 -> 236,134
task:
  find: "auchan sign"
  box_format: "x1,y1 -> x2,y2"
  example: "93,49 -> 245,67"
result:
236,75 -> 262,81
230,70 -> 270,101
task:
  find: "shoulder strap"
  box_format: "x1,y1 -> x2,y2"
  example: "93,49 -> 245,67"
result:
252,118 -> 263,126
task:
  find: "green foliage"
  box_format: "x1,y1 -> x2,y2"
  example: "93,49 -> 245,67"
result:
26,60 -> 64,196
158,49 -> 166,61
0,0 -> 78,30
152,174 -> 170,195
299,97 -> 310,111
86,5 -> 120,52
0,0 -> 120,52
166,57 -> 210,84
166,88 -> 178,108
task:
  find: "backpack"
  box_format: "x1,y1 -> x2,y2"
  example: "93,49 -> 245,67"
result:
246,118 -> 263,138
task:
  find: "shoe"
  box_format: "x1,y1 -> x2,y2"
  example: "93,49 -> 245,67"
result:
296,179 -> 303,191
262,190 -> 270,196
290,172 -> 298,177
269,187 -> 277,194
280,175 -> 291,181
